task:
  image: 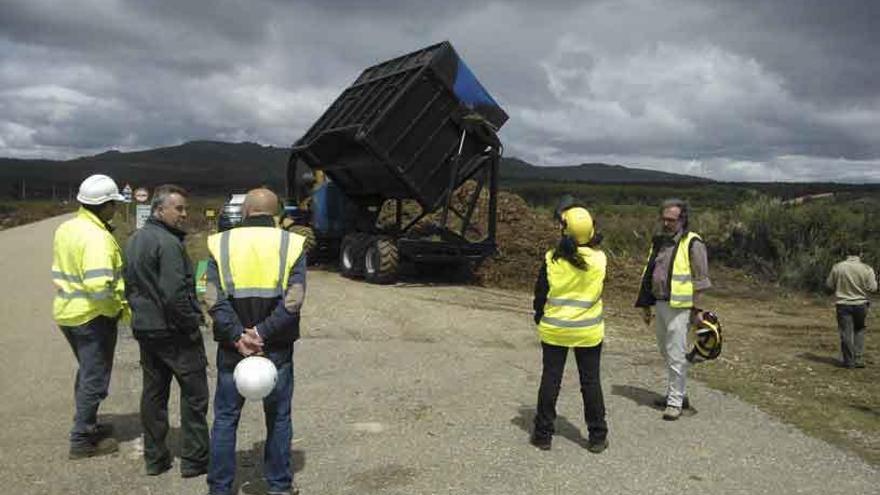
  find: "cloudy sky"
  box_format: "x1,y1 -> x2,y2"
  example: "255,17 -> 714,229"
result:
1,0 -> 879,182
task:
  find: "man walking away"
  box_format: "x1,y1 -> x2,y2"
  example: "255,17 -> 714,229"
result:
124,184 -> 209,477
52,174 -> 129,459
635,198 -> 711,421
206,188 -> 307,495
827,249 -> 877,368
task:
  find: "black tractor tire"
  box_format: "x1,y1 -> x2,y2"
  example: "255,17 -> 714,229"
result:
287,225 -> 317,262
364,236 -> 399,284
339,233 -> 369,278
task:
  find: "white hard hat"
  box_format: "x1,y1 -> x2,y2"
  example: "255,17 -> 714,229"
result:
233,356 -> 277,400
77,174 -> 125,205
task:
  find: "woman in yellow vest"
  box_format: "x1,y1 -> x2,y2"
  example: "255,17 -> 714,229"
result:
531,198 -> 608,453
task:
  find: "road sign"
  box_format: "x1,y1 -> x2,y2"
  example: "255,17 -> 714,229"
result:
135,204 -> 151,229
195,259 -> 208,296
134,187 -> 149,203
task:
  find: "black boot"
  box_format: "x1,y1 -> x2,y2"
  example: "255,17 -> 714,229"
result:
530,432 -> 552,451
69,437 -> 119,460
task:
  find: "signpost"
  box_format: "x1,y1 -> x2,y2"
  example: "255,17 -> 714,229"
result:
204,208 -> 216,232
195,259 -> 208,297
134,187 -> 150,229
134,188 -> 149,203
121,184 -> 133,223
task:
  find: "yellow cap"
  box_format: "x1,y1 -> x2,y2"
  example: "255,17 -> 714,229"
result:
562,207 -> 594,245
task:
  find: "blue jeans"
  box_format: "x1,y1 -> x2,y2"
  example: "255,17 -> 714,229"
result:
59,316 -> 118,446
208,353 -> 294,495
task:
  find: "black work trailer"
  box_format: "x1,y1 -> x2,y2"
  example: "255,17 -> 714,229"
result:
287,41 -> 508,283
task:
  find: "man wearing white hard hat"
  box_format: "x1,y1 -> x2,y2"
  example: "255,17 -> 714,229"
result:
204,188 -> 307,495
52,174 -> 130,459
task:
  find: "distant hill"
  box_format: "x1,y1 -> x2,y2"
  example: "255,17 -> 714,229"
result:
0,141 -> 709,199
0,141 -> 289,199
499,157 -> 712,183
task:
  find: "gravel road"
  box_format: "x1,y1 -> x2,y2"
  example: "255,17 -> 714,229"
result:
0,214 -> 877,494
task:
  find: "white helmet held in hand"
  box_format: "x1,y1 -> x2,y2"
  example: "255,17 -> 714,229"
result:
77,174 -> 125,205
233,356 -> 277,400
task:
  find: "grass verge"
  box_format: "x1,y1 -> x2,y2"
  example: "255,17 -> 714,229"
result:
604,264 -> 880,466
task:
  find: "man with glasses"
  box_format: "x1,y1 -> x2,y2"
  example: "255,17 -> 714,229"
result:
635,199 -> 711,421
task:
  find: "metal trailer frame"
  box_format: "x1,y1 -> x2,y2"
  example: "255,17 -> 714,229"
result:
285,42 -> 507,281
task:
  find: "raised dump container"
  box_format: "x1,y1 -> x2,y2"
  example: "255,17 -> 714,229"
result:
290,41 -> 508,212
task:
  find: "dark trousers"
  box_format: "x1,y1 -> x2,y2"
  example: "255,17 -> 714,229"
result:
60,316 -> 118,447
208,352 -> 294,495
138,335 -> 210,472
535,342 -> 607,442
837,304 -> 869,366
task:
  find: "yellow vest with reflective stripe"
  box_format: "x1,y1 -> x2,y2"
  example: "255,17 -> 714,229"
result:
642,232 -> 701,309
669,232 -> 701,308
207,226 -> 304,299
52,207 -> 128,326
537,247 -> 606,347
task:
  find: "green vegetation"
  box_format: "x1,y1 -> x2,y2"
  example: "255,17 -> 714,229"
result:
503,179 -> 755,210
0,200 -> 77,229
722,196 -> 879,291
503,180 -> 880,293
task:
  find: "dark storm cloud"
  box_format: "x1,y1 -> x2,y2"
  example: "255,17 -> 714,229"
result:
1,0 -> 878,181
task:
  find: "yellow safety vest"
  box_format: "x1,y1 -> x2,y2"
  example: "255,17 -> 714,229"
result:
52,207 -> 128,327
207,226 -> 305,298
537,246 -> 606,347
642,232 -> 702,309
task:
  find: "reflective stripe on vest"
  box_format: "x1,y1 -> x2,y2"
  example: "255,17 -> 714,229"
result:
55,289 -> 113,300
669,232 -> 701,309
547,297 -> 596,309
537,247 -> 606,347
52,268 -> 116,284
540,315 -> 604,328
208,226 -> 304,299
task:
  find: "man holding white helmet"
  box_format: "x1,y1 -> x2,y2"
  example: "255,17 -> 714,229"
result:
205,188 -> 307,495
52,174 -> 129,459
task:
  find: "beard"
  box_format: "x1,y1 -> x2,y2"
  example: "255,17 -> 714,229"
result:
652,223 -> 680,247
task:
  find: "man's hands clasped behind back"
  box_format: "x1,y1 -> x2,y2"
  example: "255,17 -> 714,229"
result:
235,327 -> 264,357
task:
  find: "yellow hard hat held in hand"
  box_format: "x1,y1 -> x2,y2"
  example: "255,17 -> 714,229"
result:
686,310 -> 723,363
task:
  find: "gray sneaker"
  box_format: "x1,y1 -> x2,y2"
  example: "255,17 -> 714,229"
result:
662,406 -> 682,421
653,396 -> 690,409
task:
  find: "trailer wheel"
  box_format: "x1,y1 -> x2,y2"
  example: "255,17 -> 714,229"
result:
339,233 -> 368,278
287,225 -> 316,261
364,237 -> 399,284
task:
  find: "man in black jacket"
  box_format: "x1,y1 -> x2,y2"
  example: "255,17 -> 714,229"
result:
205,188 -> 306,495
124,184 -> 209,477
